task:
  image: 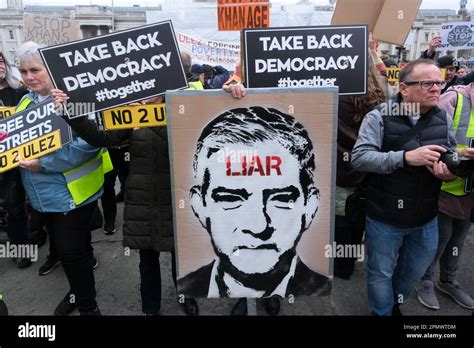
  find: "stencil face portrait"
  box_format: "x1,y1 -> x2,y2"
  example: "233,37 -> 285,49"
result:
190,107 -> 319,280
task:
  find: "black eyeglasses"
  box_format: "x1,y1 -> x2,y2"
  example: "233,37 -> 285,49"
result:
402,80 -> 447,90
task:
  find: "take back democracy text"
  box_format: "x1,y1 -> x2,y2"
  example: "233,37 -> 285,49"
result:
59,31 -> 170,91
255,34 -> 358,73
243,26 -> 368,95
39,21 -> 187,117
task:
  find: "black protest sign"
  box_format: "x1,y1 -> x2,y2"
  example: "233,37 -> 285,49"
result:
0,100 -> 72,173
242,25 -> 368,95
39,21 -> 188,118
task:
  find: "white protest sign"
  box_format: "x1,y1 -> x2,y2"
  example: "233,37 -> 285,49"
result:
176,32 -> 240,71
439,22 -> 474,50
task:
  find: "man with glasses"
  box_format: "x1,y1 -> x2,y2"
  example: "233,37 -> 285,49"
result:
352,59 -> 457,316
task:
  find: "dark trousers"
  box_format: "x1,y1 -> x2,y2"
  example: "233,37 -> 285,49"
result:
41,211 -> 93,260
40,201 -> 98,312
5,169 -> 30,245
423,211 -> 472,283
139,249 -> 177,314
334,214 -> 365,279
101,147 -> 129,225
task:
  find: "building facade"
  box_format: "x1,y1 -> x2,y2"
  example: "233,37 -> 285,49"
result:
0,0 -> 466,64
0,0 -> 154,61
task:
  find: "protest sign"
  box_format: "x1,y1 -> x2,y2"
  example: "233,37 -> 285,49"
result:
0,107 -> 16,119
39,21 -> 188,118
23,13 -> 79,46
242,25 -> 367,95
439,22 -> 474,50
102,104 -> 166,130
0,100 -> 72,173
331,0 -> 422,46
176,32 -> 240,71
386,68 -> 400,83
218,0 -> 270,31
168,88 -> 336,298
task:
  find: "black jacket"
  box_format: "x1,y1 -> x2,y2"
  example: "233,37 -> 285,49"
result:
65,116 -> 173,252
0,86 -> 27,107
0,86 -> 28,208
366,103 -> 449,227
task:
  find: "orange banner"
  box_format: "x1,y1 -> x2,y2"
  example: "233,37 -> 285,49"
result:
218,0 -> 267,3
218,2 -> 270,31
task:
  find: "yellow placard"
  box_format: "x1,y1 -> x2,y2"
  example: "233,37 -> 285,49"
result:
387,68 -> 447,83
0,129 -> 62,173
386,68 -> 400,83
102,104 -> 167,130
0,107 -> 16,119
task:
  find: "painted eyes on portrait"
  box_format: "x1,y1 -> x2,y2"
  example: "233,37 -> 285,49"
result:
211,187 -> 251,211
268,192 -> 298,210
266,188 -> 300,210
210,186 -> 301,211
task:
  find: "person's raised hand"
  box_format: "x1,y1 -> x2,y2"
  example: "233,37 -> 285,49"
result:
428,36 -> 442,55
224,83 -> 245,99
405,145 -> 446,166
51,89 -> 69,108
368,32 -> 378,53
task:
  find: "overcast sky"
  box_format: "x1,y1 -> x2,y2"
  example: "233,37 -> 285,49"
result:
0,0 -> 463,10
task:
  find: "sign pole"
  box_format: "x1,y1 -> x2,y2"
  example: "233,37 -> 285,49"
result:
111,0 -> 114,32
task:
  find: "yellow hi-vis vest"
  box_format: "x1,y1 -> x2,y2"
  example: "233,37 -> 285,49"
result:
187,81 -> 204,90
441,92 -> 474,196
16,95 -> 113,205
64,148 -> 113,205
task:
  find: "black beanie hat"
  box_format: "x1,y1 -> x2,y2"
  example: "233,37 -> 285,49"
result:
437,56 -> 459,70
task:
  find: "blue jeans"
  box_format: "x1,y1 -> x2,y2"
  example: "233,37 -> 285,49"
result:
366,216 -> 439,316
422,212 -> 471,283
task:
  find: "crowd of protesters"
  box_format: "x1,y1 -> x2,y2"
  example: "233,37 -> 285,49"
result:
0,30 -> 473,317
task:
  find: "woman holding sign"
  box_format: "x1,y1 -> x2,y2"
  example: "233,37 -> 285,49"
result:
14,42 -> 111,316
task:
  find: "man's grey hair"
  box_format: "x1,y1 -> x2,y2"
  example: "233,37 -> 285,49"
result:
0,52 -> 21,89
193,106 -> 316,198
15,41 -> 45,66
